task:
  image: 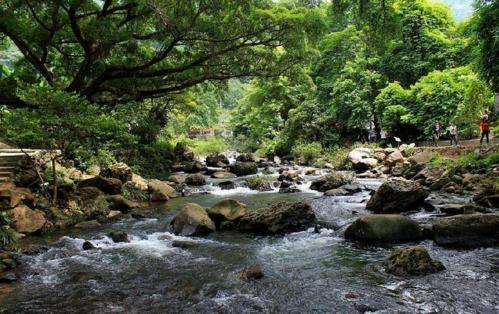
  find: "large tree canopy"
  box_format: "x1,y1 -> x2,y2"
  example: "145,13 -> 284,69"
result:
0,0 -> 321,106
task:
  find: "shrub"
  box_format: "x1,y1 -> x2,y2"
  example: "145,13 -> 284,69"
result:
123,183 -> 149,201
292,142 -> 323,165
246,175 -> 272,190
186,137 -> 227,156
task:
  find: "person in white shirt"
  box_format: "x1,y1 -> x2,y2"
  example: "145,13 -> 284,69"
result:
448,122 -> 458,146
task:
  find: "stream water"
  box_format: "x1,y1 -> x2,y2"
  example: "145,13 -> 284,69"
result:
1,167 -> 498,313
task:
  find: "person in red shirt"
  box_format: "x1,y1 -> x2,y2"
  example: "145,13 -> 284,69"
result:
480,117 -> 490,145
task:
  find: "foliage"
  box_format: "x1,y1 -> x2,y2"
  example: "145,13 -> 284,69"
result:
430,150 -> 499,172
0,226 -> 16,247
292,142 -> 323,165
246,175 -> 273,190
123,184 -> 149,202
185,137 -> 227,156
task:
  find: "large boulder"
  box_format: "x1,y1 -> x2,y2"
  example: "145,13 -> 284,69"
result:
366,178 -> 429,213
206,154 -> 229,167
148,180 -> 177,201
211,171 -> 237,179
185,173 -> 206,186
431,213 -> 499,248
385,150 -> 405,167
383,246 -> 445,276
348,148 -> 378,172
129,174 -> 148,191
236,153 -> 254,162
235,202 -> 315,235
231,161 -> 258,176
100,163 -> 132,183
105,195 -> 138,212
167,175 -> 186,184
344,214 -> 423,243
77,176 -> 122,195
170,203 -> 216,236
0,184 -> 35,210
207,199 -> 247,228
310,173 -> 352,192
184,161 -> 207,173
10,205 -> 46,234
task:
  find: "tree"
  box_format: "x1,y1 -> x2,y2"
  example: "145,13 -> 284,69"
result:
0,0 -> 321,106
473,0 -> 498,90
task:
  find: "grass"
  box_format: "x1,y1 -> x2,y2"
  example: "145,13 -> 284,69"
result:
429,149 -> 499,172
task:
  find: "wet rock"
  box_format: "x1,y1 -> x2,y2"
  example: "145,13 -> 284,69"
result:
82,241 -> 95,250
383,246 -> 445,276
366,178 -> 429,213
108,231 -> 129,243
235,202 -> 315,235
438,203 -> 486,216
231,161 -> 258,176
77,176 -> 123,195
278,170 -> 301,182
348,148 -> 378,172
385,150 -> 404,167
237,266 -> 264,280
74,220 -> 101,229
344,215 -> 423,243
170,163 -> 185,173
325,184 -> 362,196
0,184 -> 35,210
207,199 -> 247,228
167,175 -> 186,184
182,151 -> 195,162
218,181 -> 236,190
107,210 -> 122,220
20,245 -> 49,255
206,154 -> 229,167
10,205 -> 46,234
172,240 -> 197,248
184,161 -> 207,173
211,171 -> 237,179
310,173 -> 352,192
171,203 -> 216,236
390,164 -> 405,177
106,195 -> 138,212
148,179 -> 177,201
432,213 -> 499,248
279,186 -> 299,193
100,163 -> 132,183
185,173 -> 206,186
75,186 -> 104,201
69,271 -> 101,283
236,154 -> 254,162
131,212 -> 147,219
280,181 -> 292,189
0,272 -> 17,283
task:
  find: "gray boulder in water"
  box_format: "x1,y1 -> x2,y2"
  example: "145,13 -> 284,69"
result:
230,161 -> 258,176
345,214 -> 422,243
366,178 -> 429,213
171,203 -> 216,236
383,246 -> 445,276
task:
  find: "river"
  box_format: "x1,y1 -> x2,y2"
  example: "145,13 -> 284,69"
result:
1,168 -> 498,313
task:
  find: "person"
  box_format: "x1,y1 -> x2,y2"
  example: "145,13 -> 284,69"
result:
368,129 -> 377,143
480,117 -> 490,145
448,122 -> 458,146
432,121 -> 442,146
379,129 -> 387,147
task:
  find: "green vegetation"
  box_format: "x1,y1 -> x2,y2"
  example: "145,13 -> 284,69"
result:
0,212 -> 16,247
185,137 -> 228,156
430,150 -> 499,172
246,175 -> 273,190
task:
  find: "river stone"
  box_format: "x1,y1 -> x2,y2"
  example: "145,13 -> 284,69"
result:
238,266 -> 264,280
0,184 -> 35,210
185,173 -> 206,186
108,231 -> 129,243
207,199 -> 247,228
218,181 -> 236,190
148,179 -> 177,200
206,154 -> 229,167
231,161 -> 258,176
74,220 -> 101,229
235,202 -> 315,235
384,246 -> 445,276
100,163 -> 132,183
344,215 -> 423,243
236,153 -> 254,162
432,213 -> 499,248
77,176 -> 123,195
172,240 -> 197,248
211,171 -> 237,179
10,205 -> 46,234
348,148 -> 378,171
310,173 -> 351,192
171,203 -> 216,236
106,195 -> 138,212
167,175 -> 186,184
82,241 -> 95,250
366,178 -> 429,213
385,150 -> 404,167
184,161 -> 207,173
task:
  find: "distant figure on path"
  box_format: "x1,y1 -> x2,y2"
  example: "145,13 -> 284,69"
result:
480,117 -> 490,145
379,129 -> 387,147
448,122 -> 458,146
432,121 -> 442,146
368,130 -> 377,143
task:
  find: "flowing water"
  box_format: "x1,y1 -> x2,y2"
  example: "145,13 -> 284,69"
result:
1,168 -> 498,313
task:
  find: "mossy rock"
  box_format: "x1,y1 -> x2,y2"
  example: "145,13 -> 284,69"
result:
383,246 -> 445,276
345,214 -> 422,243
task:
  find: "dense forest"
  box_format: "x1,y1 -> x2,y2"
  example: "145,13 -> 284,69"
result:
0,0 -> 497,177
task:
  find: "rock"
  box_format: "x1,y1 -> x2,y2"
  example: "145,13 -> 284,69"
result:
383,246 -> 445,276
74,220 -> 101,229
172,240 -> 197,248
171,203 -> 216,236
69,271 -> 101,283
167,175 -> 186,184
390,164 -> 405,177
128,174 -> 149,191
148,179 -> 177,201
107,210 -> 122,220
106,195 -> 137,212
438,203 -> 485,216
324,188 -> 349,196
366,178 -> 429,213
409,150 -> 433,166
0,183 -> 35,210
82,241 -> 95,250
231,161 -> 258,176
20,245 -> 49,255
218,181 -> 235,190
279,186 -> 299,193
237,266 -> 264,280
0,272 -> 17,283
207,199 -> 247,228
432,213 -> 499,248
182,151 -> 195,162
385,150 -> 405,167
184,161 -> 207,173
76,186 -> 104,201
170,163 -> 185,173
348,148 -> 378,172
77,176 -> 123,195
278,170 -> 301,182
310,173 -> 351,192
206,154 -> 229,167
344,215 -> 423,243
236,154 -> 254,162
235,202 -> 315,235
185,173 -> 206,186
100,163 -> 132,183
10,205 -> 46,234
108,231 -> 129,243
211,171 -> 237,179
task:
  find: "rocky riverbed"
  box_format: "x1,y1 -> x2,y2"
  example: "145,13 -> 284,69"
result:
0,147 -> 498,313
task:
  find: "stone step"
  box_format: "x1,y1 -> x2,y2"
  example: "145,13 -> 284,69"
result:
0,166 -> 15,172
0,172 -> 14,178
0,161 -> 19,166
